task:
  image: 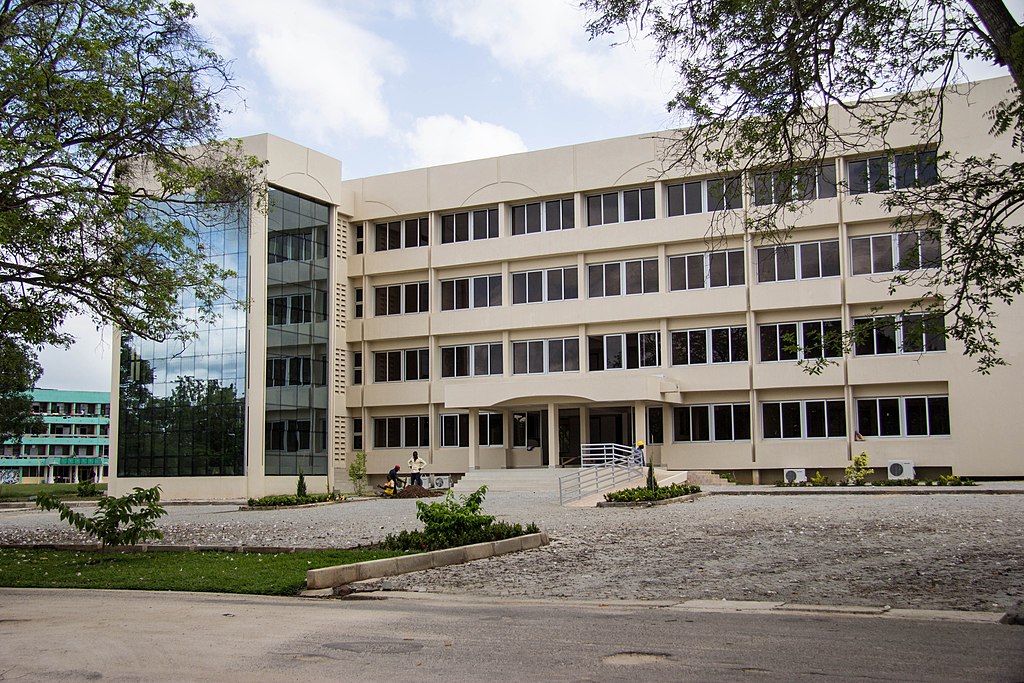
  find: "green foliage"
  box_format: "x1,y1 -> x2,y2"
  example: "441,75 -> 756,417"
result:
715,471 -> 738,484
583,0 -> 1024,371
0,482 -> 107,502
0,338 -> 43,442
380,486 -> 540,551
845,452 -> 875,486
76,480 -> 100,498
778,471 -> 837,487
646,461 -> 658,491
296,470 -> 307,498
35,486 -> 167,548
937,474 -> 977,486
246,493 -> 336,507
348,450 -> 368,495
604,483 -> 701,503
0,547 -> 406,596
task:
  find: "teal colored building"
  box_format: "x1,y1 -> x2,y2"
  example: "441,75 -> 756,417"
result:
0,389 -> 110,484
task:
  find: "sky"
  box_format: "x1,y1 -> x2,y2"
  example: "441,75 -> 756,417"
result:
37,0 -> 1024,392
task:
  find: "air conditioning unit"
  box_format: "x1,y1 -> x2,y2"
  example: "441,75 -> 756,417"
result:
888,460 -> 915,480
429,475 -> 451,490
783,468 -> 807,484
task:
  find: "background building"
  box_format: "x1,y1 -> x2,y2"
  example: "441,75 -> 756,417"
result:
110,77 -> 1024,500
1,389 -> 110,484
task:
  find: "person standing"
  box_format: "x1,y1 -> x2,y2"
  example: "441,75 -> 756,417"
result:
407,451 -> 426,487
633,441 -> 645,466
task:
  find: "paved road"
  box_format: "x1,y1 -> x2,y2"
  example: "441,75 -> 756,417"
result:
0,588 -> 1021,682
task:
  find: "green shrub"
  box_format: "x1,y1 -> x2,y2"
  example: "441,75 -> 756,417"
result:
348,450 -> 368,495
296,470 -> 307,498
380,486 -> 540,551
646,461 -> 658,491
845,452 -> 874,485
603,483 -> 701,503
937,474 -> 977,486
35,486 -> 166,548
246,493 -> 335,507
76,480 -> 100,497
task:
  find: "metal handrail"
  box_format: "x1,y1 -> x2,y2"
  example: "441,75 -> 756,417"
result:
559,443 -> 645,505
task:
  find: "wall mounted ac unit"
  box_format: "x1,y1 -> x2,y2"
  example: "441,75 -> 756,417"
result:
888,460 -> 915,480
783,468 -> 807,484
429,475 -> 451,490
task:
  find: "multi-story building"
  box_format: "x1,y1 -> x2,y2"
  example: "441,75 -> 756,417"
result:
109,77 -> 1024,500
1,389 -> 110,484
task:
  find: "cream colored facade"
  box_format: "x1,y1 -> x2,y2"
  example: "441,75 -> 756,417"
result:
111,77 -> 1023,500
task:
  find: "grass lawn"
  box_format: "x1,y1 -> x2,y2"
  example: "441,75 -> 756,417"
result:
0,547 -> 411,595
0,483 -> 107,502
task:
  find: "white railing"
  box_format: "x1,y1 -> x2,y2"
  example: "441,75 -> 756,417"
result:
559,443 -> 644,505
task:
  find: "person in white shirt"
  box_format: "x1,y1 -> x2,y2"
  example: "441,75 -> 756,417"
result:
407,451 -> 426,487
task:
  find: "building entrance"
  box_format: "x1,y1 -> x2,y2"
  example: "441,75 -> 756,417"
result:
588,407 -> 634,447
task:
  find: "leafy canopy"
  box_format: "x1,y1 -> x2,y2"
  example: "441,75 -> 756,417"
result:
0,0 -> 263,435
584,0 -> 1024,371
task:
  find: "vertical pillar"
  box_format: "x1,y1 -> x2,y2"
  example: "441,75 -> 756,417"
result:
46,465 -> 54,484
633,401 -> 648,451
547,402 -> 559,469
580,405 -> 591,447
468,408 -> 480,470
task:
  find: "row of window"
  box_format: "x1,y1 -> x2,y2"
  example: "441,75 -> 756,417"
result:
266,356 -> 326,387
358,395 -> 950,450
355,231 -> 939,317
354,152 -> 939,253
353,315 -> 945,384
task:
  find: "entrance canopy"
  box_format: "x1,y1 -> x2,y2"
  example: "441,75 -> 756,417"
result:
442,374 -> 683,409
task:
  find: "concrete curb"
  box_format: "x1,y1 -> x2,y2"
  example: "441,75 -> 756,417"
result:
707,487 -> 1024,496
596,492 -> 707,508
304,531 -> 550,591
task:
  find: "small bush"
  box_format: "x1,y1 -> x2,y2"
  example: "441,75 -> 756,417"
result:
296,471 -> 307,498
845,452 -> 874,485
76,480 -> 100,497
347,450 -> 368,495
36,486 -> 166,548
246,493 -> 336,507
937,474 -> 977,486
604,483 -> 701,503
380,486 -> 539,551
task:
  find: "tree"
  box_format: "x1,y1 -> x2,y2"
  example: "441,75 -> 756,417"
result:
0,0 -> 264,415
0,337 -> 42,442
584,0 -> 1024,371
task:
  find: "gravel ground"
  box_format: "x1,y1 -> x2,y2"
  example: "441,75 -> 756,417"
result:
2,490 -> 1022,612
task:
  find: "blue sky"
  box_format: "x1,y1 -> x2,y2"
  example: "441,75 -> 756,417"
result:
38,0 -> 1022,391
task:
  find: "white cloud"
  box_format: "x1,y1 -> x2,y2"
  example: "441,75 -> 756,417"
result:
429,0 -> 669,111
37,316 -> 113,392
192,0 -> 405,143
403,115 -> 527,168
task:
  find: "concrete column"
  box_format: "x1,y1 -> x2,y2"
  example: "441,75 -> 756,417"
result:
468,408 -> 480,470
547,402 -> 558,469
72,466 -> 79,484
633,401 -> 648,449
580,405 -> 591,446
46,465 -> 53,484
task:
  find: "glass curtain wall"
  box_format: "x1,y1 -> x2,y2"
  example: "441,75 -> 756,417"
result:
264,187 -> 330,475
118,206 -> 248,477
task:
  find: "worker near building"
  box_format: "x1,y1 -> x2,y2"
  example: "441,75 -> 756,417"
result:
633,441 -> 645,466
407,451 -> 426,487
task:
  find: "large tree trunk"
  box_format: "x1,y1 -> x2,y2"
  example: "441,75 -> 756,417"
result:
968,0 -> 1024,91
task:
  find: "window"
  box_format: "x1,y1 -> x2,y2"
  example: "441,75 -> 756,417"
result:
374,416 -> 430,448
850,231 -> 941,275
668,250 -> 744,290
762,400 -> 846,439
353,352 -> 362,385
667,176 -> 742,215
512,337 -> 580,374
440,275 -> 502,311
266,419 -> 312,452
513,411 -> 543,448
753,164 -> 837,206
355,224 -> 364,255
373,349 -> 429,382
268,229 -> 325,263
441,343 -> 503,378
587,259 -> 658,297
441,413 -> 470,447
441,208 -> 498,243
511,198 -> 575,234
848,150 -> 937,195
352,418 -> 363,450
757,240 -> 840,282
647,406 -> 664,444
354,287 -> 363,318
374,217 -> 428,251
586,187 -> 655,226
587,332 -> 661,371
512,267 -> 578,304
759,320 -> 842,362
674,403 -> 750,442
267,294 -> 321,325
671,326 -> 747,365
854,314 -> 945,356
373,282 -> 429,316
479,412 -> 504,446
857,396 -> 950,437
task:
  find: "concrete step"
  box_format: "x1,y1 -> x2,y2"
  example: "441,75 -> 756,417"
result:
684,470 -> 737,486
